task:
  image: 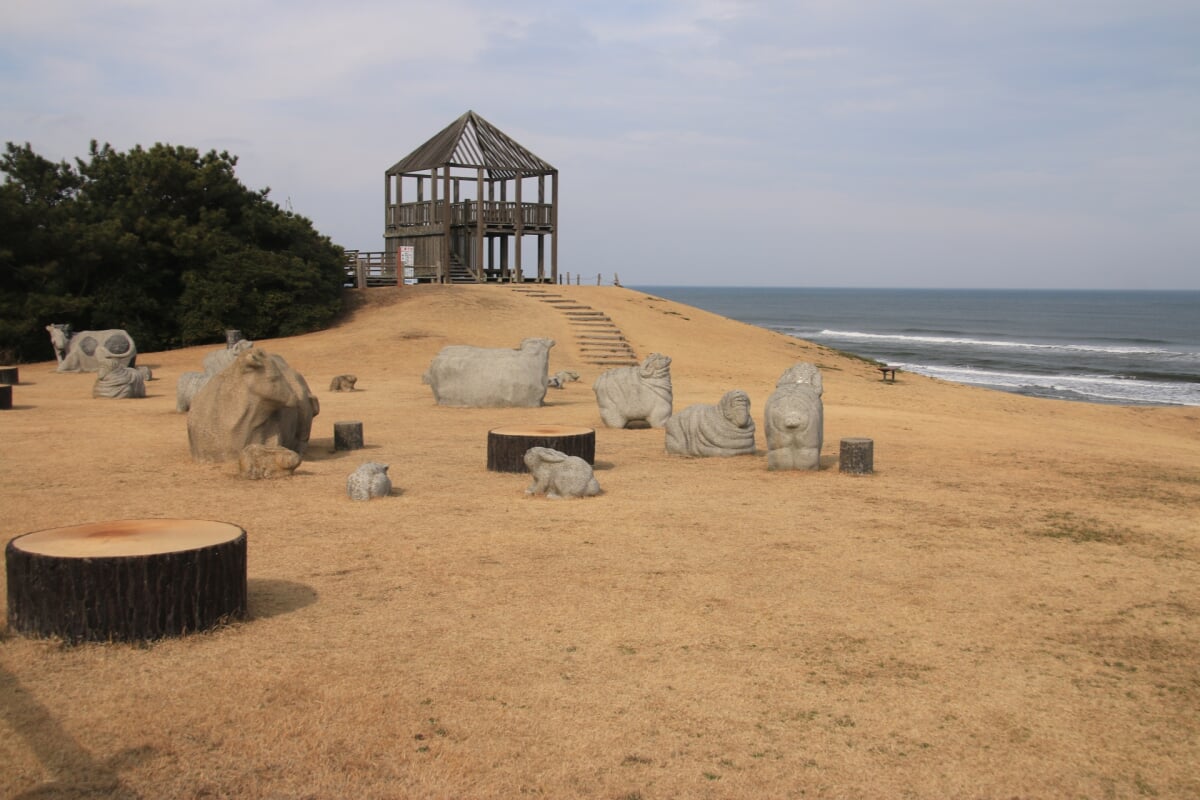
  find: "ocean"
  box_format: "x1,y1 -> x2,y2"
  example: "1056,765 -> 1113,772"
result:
633,287 -> 1200,407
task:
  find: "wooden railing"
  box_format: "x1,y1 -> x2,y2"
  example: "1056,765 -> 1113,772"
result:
386,201 -> 553,228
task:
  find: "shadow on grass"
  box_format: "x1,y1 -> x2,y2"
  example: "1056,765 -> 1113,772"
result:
247,578 -> 318,619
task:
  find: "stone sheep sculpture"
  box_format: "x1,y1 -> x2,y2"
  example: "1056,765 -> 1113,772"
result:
91,347 -> 146,399
423,338 -> 555,408
592,353 -> 673,429
665,389 -> 757,457
46,324 -> 137,373
329,374 -> 358,392
187,348 -> 320,462
347,462 -> 392,500
764,363 -> 824,471
523,447 -> 602,499
237,444 -> 302,479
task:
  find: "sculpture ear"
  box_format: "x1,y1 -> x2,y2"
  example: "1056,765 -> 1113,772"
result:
534,448 -> 567,463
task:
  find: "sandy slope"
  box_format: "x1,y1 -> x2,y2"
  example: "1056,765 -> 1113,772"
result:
1,284 -> 1198,799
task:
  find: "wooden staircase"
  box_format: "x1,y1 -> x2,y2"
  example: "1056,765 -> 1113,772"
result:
509,288 -> 639,368
448,254 -> 475,284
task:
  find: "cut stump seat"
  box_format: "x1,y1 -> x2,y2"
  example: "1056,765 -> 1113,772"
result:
0,366 -> 18,385
0,384 -> 11,410
488,425 -> 596,473
5,519 -> 247,642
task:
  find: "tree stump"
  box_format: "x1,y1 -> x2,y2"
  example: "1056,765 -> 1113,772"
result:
0,366 -> 17,384
334,420 -> 364,451
0,384 -> 11,410
225,330 -> 245,348
839,437 -> 875,475
6,519 -> 247,643
488,425 -> 596,473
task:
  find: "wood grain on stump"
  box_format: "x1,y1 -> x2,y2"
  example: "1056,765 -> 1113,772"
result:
488,425 -> 596,473
5,519 -> 247,643
334,420 -> 364,451
0,366 -> 17,384
839,437 -> 875,475
0,384 -> 11,410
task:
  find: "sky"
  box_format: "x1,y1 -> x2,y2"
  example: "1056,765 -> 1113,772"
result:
3,1 -> 1199,289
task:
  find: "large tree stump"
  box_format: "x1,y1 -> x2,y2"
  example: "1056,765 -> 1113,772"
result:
839,437 -> 875,475
488,425 -> 596,473
0,366 -> 18,384
6,519 -> 247,643
225,329 -> 245,348
0,384 -> 11,410
334,420 -> 364,451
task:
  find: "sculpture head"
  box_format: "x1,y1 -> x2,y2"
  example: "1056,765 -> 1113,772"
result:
639,353 -> 672,379
45,324 -> 72,361
777,362 -> 823,396
719,390 -> 752,428
236,349 -> 299,409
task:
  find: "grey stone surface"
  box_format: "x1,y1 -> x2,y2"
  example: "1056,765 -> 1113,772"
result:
203,339 -> 253,375
136,366 -> 153,382
47,324 -> 137,372
547,369 -> 581,389
237,444 -> 301,479
91,347 -> 146,399
592,353 -> 673,429
329,374 -> 358,392
347,461 -> 392,500
764,381 -> 823,471
523,447 -> 602,499
776,361 -> 824,396
187,348 -> 319,462
665,389 -> 756,457
422,338 -> 554,408
176,371 -> 211,413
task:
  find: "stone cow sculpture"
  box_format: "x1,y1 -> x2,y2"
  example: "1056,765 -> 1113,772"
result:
665,389 -> 757,457
764,364 -> 824,471
46,324 -> 137,373
592,353 -> 673,429
523,447 -> 602,499
347,462 -> 392,500
237,444 -> 302,479
423,338 -> 555,408
187,348 -> 319,462
92,347 -> 146,399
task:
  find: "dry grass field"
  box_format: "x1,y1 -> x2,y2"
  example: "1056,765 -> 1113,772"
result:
2,284 -> 1198,799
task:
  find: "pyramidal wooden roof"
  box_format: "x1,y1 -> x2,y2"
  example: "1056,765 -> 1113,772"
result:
387,110 -> 556,180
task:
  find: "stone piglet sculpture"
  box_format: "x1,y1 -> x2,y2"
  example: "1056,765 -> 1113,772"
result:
187,348 -> 319,462
764,362 -> 824,470
665,389 -> 756,457
592,353 -> 672,428
46,324 -> 137,373
238,444 -> 302,479
347,462 -> 392,500
423,338 -> 554,407
523,447 -> 602,499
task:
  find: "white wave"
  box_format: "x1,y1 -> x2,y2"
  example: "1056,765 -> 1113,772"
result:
797,328 -> 1194,358
896,363 -> 1200,406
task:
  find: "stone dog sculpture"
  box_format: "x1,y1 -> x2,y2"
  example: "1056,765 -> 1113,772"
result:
764,363 -> 824,471
423,338 -> 555,407
523,447 -> 602,499
46,324 -> 137,373
665,389 -> 757,457
592,353 -> 673,429
187,348 -> 319,462
347,462 -> 392,500
92,346 -> 146,399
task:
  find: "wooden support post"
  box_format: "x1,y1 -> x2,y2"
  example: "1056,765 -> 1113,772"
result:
334,420 -> 364,451
488,425 -> 595,473
839,438 -> 875,475
0,366 -> 18,384
6,519 -> 247,643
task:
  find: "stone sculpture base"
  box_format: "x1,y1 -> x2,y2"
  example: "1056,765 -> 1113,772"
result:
839,438 -> 874,475
334,420 -> 364,451
6,519 -> 247,643
488,425 -> 596,473
0,366 -> 18,384
0,384 -> 11,410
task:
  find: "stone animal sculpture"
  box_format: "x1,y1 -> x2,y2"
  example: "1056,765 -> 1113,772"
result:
136,366 -> 153,382
764,363 -> 824,471
547,369 -> 581,389
329,374 -> 358,392
592,353 -> 673,429
347,462 -> 392,500
91,347 -> 146,399
665,389 -> 757,457
176,371 -> 210,413
423,337 -> 555,408
46,324 -> 137,373
203,339 -> 253,375
237,444 -> 302,479
523,447 -> 602,499
187,348 -> 319,462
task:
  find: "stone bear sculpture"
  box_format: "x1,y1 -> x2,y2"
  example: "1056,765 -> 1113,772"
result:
347,462 -> 392,500
423,338 -> 554,407
46,324 -> 137,373
187,348 -> 319,462
592,353 -> 673,429
91,347 -> 146,399
329,374 -> 358,392
764,364 -> 824,471
238,444 -> 302,479
665,389 -> 756,457
523,447 -> 601,499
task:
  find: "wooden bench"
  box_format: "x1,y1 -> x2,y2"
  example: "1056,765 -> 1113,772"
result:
878,366 -> 898,382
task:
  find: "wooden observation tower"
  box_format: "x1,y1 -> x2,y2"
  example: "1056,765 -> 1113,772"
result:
384,111 -> 558,284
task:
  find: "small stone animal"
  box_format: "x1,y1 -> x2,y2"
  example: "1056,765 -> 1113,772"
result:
546,369 -> 581,389
593,353 -> 673,428
329,374 -> 358,391
665,389 -> 756,457
347,462 -> 392,500
523,447 -> 602,499
238,444 -> 302,479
